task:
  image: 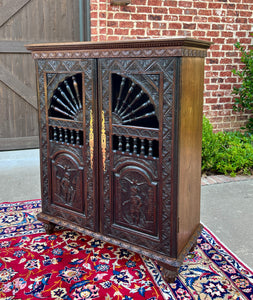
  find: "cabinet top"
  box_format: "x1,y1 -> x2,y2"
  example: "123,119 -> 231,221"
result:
26,37 -> 212,60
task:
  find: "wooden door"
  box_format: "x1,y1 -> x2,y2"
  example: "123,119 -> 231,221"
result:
36,58 -> 99,231
0,0 -> 80,150
98,57 -> 179,257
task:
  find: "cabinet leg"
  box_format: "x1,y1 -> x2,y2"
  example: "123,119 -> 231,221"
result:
158,262 -> 179,283
43,221 -> 56,234
37,213 -> 56,234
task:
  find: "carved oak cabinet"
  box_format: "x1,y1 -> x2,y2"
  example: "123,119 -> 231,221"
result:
27,38 -> 211,281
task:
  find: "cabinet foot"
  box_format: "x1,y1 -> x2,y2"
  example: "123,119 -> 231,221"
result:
43,221 -> 56,234
37,213 -> 56,234
158,262 -> 179,283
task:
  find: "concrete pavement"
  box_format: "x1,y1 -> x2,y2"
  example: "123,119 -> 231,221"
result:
0,149 -> 252,270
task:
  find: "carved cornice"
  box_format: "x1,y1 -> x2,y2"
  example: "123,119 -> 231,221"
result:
31,47 -> 208,59
27,37 -> 211,59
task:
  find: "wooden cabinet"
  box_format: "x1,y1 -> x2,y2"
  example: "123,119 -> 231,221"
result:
27,38 -> 211,281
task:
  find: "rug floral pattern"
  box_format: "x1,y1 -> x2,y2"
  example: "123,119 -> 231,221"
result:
0,200 -> 252,299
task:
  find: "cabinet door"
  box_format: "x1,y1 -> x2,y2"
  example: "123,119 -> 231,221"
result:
37,59 -> 98,231
98,57 -> 178,257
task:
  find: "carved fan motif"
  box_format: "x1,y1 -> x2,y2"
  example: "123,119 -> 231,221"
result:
112,74 -> 159,128
49,74 -> 83,121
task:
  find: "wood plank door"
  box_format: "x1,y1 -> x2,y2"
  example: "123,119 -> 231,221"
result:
0,0 -> 80,150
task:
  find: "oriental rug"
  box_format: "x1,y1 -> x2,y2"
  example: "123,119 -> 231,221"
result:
0,200 -> 252,299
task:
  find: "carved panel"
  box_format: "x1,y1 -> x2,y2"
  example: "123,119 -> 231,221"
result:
113,166 -> 158,236
50,152 -> 84,213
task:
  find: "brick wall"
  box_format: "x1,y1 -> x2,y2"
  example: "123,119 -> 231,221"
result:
90,0 -> 253,132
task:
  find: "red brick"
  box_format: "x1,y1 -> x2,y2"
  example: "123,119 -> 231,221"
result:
219,97 -> 233,103
197,23 -> 211,30
192,31 -> 206,37
220,84 -> 232,90
136,6 -> 152,13
239,38 -> 252,44
208,17 -> 221,23
211,104 -> 224,110
211,77 -> 224,83
131,14 -> 147,20
179,15 -> 193,22
221,45 -> 234,51
239,10 -> 252,17
161,30 -> 177,36
208,31 -> 220,38
169,23 -> 182,29
206,98 -> 219,104
194,2 -> 207,8
114,28 -> 129,35
169,8 -> 183,14
119,21 -> 134,28
206,58 -> 219,64
130,29 -> 146,35
136,22 -> 152,28
147,29 -> 162,36
212,24 -> 225,30
114,13 -> 130,19
164,15 -> 179,21
240,24 -> 252,31
211,51 -> 225,57
212,91 -> 225,97
208,3 -> 222,9
184,9 -> 197,15
153,7 -> 168,14
152,22 -> 166,29
221,31 -> 234,37
183,23 -> 196,30
206,84 -> 219,90
147,0 -> 159,5
148,15 -> 162,21
179,1 -> 192,8
236,31 -> 247,37
177,30 -> 191,36
199,9 -> 212,16
194,16 -> 208,23
212,65 -> 225,71
236,17 -> 247,23
134,0 -> 147,4
236,4 -> 249,10
164,1 -> 177,7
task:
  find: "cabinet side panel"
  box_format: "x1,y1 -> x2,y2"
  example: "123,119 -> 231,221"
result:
177,57 -> 204,254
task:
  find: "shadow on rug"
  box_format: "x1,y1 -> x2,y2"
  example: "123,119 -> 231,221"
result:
0,200 -> 252,299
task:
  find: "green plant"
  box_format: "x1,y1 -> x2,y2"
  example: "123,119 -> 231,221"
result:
202,116 -> 253,176
232,40 -> 253,133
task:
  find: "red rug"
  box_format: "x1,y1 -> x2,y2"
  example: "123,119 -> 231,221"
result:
0,200 -> 252,299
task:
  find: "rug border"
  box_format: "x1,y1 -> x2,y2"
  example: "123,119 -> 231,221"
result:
203,224 -> 253,274
0,199 -> 41,206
